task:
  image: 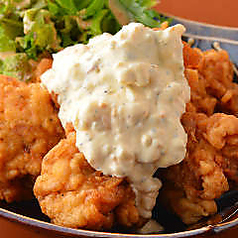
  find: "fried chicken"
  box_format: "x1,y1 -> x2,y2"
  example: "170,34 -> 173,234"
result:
32,58 -> 53,83
158,45 -> 238,225
33,43 -> 238,229
34,131 -> 143,230
159,112 -> 238,224
184,43 -> 238,116
0,75 -> 64,202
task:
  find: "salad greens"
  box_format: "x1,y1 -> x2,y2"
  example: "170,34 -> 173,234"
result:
0,0 -> 170,80
0,53 -> 33,81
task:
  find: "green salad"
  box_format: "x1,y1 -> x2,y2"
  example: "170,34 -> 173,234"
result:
0,0 -> 170,81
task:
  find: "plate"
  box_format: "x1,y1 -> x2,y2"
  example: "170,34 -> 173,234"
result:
0,197 -> 238,237
1,12 -> 238,238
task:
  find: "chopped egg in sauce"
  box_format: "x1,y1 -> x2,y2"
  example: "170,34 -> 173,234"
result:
41,23 -> 190,219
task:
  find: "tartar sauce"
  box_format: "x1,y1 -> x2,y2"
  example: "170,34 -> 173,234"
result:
41,23 -> 190,219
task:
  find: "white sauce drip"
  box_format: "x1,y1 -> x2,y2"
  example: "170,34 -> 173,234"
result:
41,23 -> 190,219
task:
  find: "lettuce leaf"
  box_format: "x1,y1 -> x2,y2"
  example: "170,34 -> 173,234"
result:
0,0 -> 170,81
84,0 -> 105,18
0,1 -> 23,50
0,27 -> 16,52
137,0 -> 158,8
16,8 -> 61,59
0,0 -> 169,58
0,53 -> 33,81
54,0 -> 78,14
116,0 -> 164,28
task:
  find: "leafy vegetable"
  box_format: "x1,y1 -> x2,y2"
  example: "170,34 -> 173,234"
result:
116,0 -> 167,28
54,0 -> 78,15
0,0 -> 170,80
0,27 -> 16,52
84,0 -> 105,19
17,8 -> 61,59
0,53 -> 33,81
0,1 -> 24,48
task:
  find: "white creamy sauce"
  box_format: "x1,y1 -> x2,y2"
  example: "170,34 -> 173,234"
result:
41,23 -> 190,219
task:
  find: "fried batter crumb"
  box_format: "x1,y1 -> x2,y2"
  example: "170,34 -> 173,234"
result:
184,43 -> 237,116
0,75 -> 64,202
159,112 -> 238,224
34,132 -> 144,230
159,44 -> 238,225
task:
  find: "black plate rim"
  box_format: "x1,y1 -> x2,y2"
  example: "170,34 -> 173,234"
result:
1,206 -> 238,237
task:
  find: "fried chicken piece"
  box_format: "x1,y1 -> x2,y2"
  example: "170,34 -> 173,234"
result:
204,113 -> 238,188
157,45 -> 238,225
32,58 -> 53,83
183,43 -> 218,116
184,43 -> 237,116
198,50 -> 238,115
185,68 -> 217,116
34,131 -> 143,230
159,112 -> 238,224
0,75 -> 64,202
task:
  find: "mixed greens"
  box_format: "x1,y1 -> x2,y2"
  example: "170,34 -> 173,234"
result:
0,0 -> 170,80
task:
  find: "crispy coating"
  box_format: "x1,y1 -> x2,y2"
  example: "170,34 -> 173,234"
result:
159,112 -> 238,224
34,132 -> 143,230
0,75 -> 64,202
158,44 -> 238,225
184,43 -> 237,116
32,58 -> 53,83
